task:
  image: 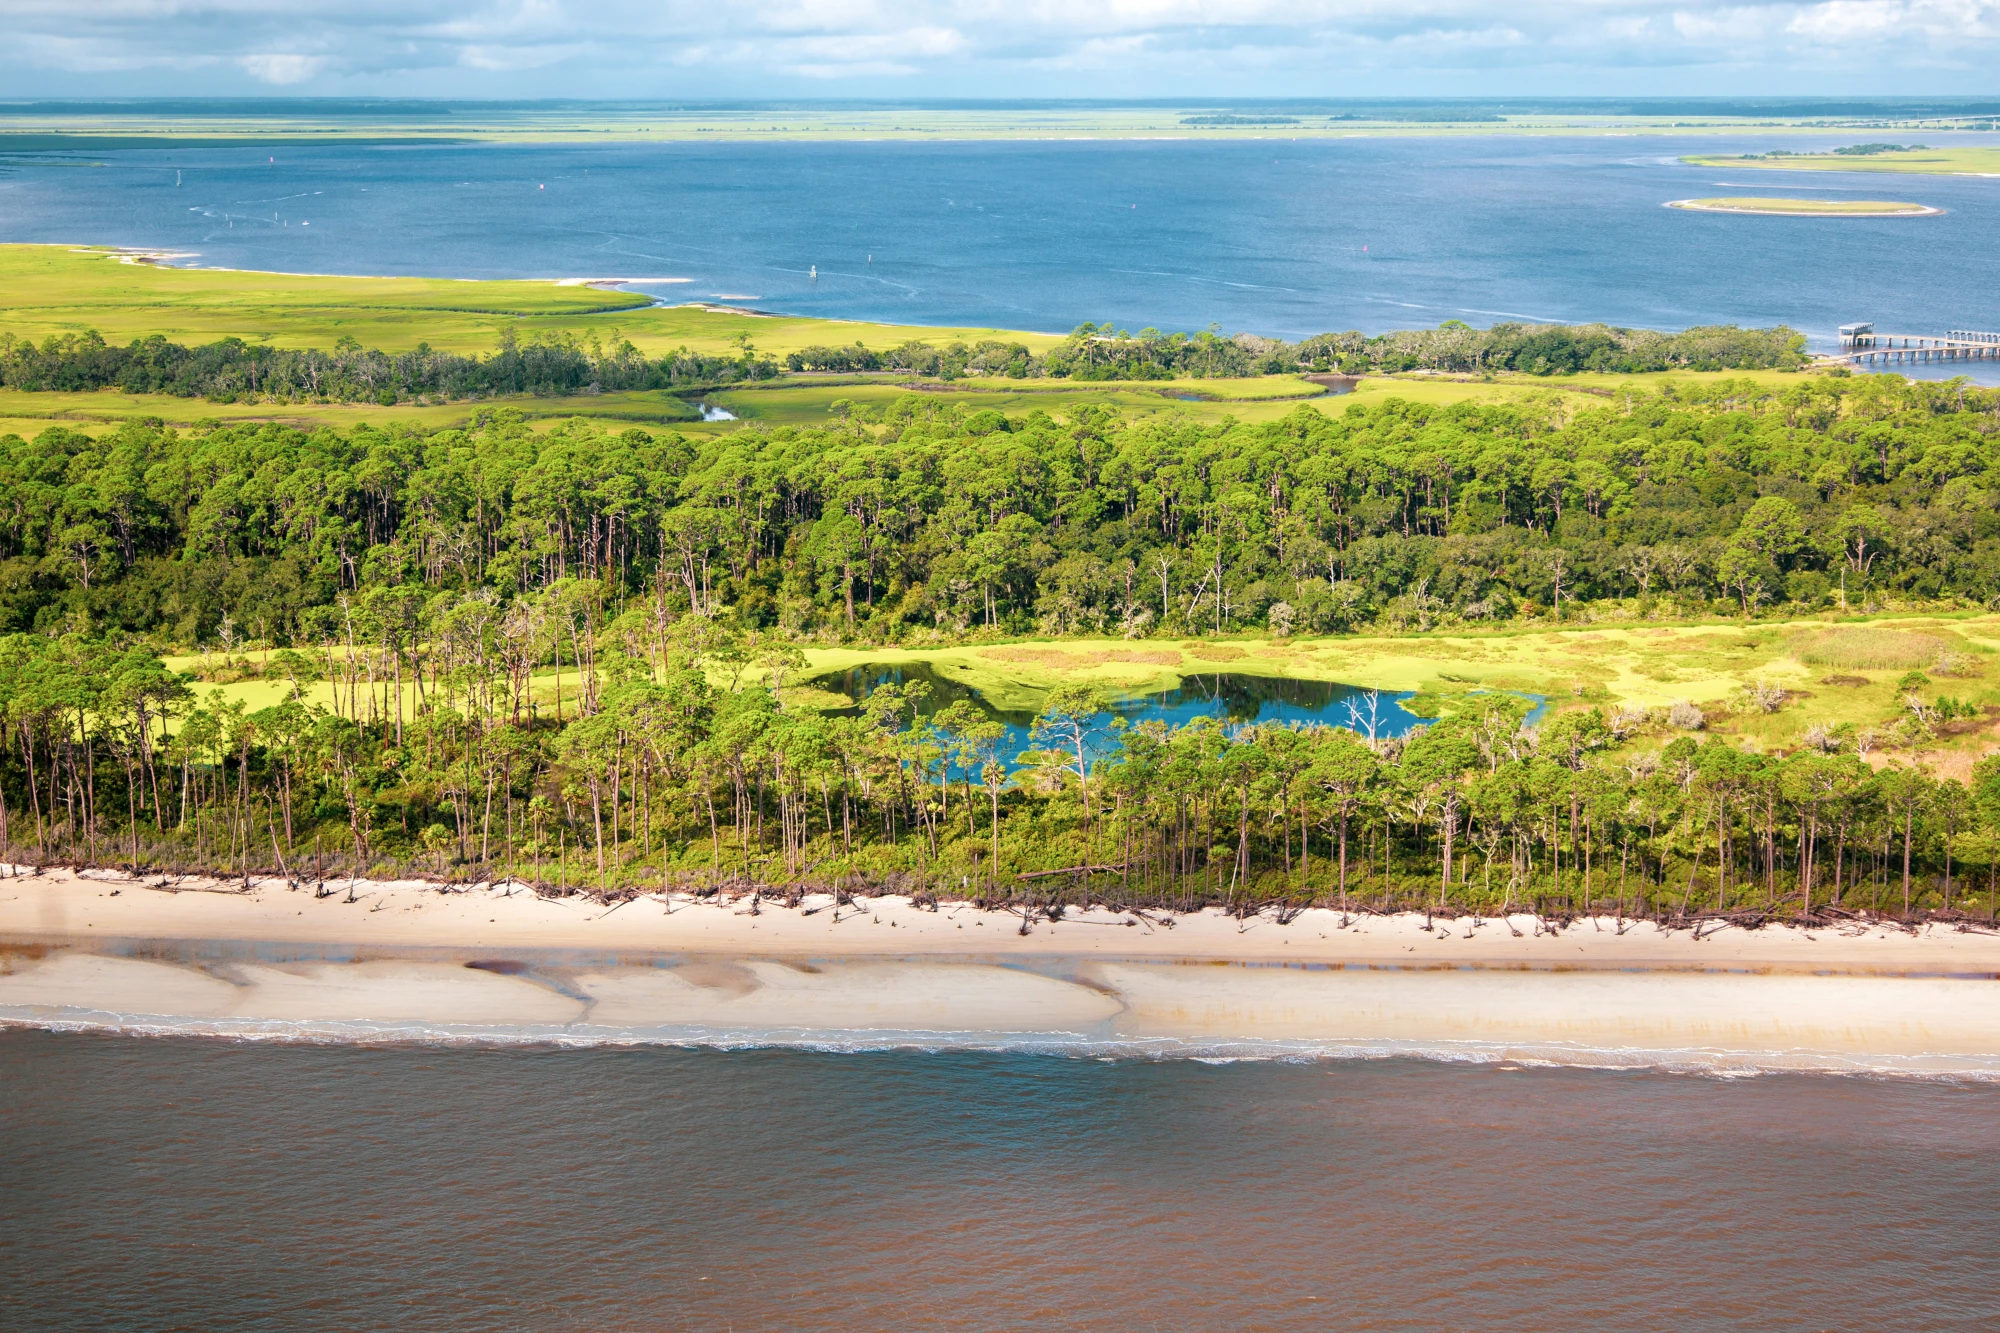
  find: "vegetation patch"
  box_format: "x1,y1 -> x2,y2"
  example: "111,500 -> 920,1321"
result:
776,684 -> 854,711
978,646 -> 1183,669
1790,627 -> 1956,670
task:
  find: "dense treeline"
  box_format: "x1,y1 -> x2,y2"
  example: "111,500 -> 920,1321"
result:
2,371 -> 1995,645
1291,321 -> 1808,377
1,316 -> 1805,407
0,328 -> 783,404
792,319 -> 1807,380
3,630 -> 1997,921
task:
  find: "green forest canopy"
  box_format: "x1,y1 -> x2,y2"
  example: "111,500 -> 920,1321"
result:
3,368 -> 1999,913
1,369 -> 1990,645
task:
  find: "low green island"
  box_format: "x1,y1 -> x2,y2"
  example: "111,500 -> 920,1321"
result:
1667,197 -> 1940,216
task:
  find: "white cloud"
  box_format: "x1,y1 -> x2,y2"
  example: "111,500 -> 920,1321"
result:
237,52 -> 327,83
1789,0 -> 2000,42
455,42 -> 583,71
1672,7 -> 1779,42
1788,0 -> 1903,39
0,0 -> 1997,93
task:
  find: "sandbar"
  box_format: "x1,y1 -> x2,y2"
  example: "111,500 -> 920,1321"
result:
1666,197 -> 1941,216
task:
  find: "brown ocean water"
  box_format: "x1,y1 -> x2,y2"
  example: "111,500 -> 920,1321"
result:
3,1029 -> 1999,1331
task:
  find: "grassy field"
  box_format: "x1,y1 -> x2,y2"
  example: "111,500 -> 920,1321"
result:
706,364 -> 1835,430
0,379 -> 1517,438
0,245 -> 1067,357
1682,146 -> 2000,175
788,616 -> 2000,724
0,245 -> 648,351
1668,197 -> 1939,216
0,386 -> 710,439
701,374 -> 1641,429
169,613 -> 2000,770
706,376 -> 1335,427
0,365 -> 1831,441
1507,366 -> 1812,395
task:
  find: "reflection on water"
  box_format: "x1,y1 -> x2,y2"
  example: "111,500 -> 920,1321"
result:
1117,671 -> 1416,731
807,661 -> 1453,768
812,661 -> 1016,718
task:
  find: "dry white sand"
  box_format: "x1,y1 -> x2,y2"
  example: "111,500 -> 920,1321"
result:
6,862 -> 1999,973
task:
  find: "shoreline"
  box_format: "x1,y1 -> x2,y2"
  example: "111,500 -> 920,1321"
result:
6,866 -> 2000,1072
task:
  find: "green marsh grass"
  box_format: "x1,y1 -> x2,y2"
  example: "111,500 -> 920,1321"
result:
1789,626 -> 1961,670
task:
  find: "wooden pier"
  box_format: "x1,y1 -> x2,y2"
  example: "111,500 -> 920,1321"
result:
1830,322 -> 2000,368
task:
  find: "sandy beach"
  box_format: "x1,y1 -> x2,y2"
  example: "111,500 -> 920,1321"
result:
8,862 -> 2000,970
4,864 -> 1999,1071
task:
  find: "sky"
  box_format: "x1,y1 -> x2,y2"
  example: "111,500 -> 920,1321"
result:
1,0 -> 1997,99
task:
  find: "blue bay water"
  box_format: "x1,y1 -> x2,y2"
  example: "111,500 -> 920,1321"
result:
1,134 -> 1997,351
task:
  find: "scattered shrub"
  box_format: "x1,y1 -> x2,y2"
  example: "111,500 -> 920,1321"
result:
1931,648 -> 1982,678
1668,699 -> 1705,730
1742,679 -> 1788,713
1608,705 -> 1651,739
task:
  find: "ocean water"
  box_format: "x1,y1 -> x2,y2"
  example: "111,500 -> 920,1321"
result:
4,1029 -> 1999,1332
2,134 -> 1998,350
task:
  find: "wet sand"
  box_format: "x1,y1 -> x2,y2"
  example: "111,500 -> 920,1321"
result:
4,864 -> 2000,1069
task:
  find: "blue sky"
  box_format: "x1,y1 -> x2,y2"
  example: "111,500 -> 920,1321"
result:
2,1 -> 1997,98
